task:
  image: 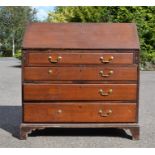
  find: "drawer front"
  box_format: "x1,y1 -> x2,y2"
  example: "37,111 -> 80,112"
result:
23,103 -> 137,123
27,52 -> 134,66
24,84 -> 137,101
24,66 -> 137,81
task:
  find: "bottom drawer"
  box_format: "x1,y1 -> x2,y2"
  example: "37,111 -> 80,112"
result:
23,103 -> 137,123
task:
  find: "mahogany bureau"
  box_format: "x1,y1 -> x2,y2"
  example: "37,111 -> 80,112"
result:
20,23 -> 140,140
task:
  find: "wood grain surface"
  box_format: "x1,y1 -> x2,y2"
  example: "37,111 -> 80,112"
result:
22,23 -> 140,49
23,84 -> 137,101
23,102 -> 137,123
24,66 -> 137,81
27,52 -> 134,66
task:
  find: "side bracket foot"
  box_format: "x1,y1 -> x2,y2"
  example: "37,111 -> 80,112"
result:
129,127 -> 140,140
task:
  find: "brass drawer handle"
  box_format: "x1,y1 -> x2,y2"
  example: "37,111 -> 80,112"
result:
100,56 -> 114,63
98,109 -> 112,117
99,89 -> 113,96
99,70 -> 114,77
48,56 -> 62,63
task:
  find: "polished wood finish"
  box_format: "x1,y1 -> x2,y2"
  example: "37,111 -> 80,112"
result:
27,52 -> 134,66
24,84 -> 137,101
22,23 -> 140,49
24,66 -> 137,81
21,23 -> 140,140
23,103 -> 137,123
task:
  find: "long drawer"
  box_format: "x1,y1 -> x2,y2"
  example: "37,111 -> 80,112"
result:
24,84 -> 137,101
26,52 -> 134,66
24,66 -> 137,81
23,103 -> 137,123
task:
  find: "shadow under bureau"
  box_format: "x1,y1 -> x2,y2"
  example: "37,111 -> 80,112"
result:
20,23 -> 140,140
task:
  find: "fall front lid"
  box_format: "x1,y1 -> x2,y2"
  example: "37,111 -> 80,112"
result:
22,23 -> 140,50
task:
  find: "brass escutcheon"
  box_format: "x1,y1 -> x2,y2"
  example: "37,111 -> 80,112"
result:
57,109 -> 62,114
48,69 -> 52,74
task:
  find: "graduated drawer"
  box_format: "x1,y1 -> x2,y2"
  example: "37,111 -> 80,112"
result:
24,66 -> 137,81
23,103 -> 137,123
26,52 -> 134,66
24,84 -> 137,101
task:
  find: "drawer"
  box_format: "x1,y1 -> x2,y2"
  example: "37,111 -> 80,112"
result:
24,66 -> 137,81
26,52 -> 134,66
24,84 -> 137,101
23,103 -> 137,123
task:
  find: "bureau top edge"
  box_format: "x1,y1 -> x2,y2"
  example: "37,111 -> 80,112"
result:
22,49 -> 140,52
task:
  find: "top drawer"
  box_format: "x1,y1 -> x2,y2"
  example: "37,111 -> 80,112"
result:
25,52 -> 134,66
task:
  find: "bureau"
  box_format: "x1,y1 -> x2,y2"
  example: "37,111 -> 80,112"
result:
20,23 -> 140,140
